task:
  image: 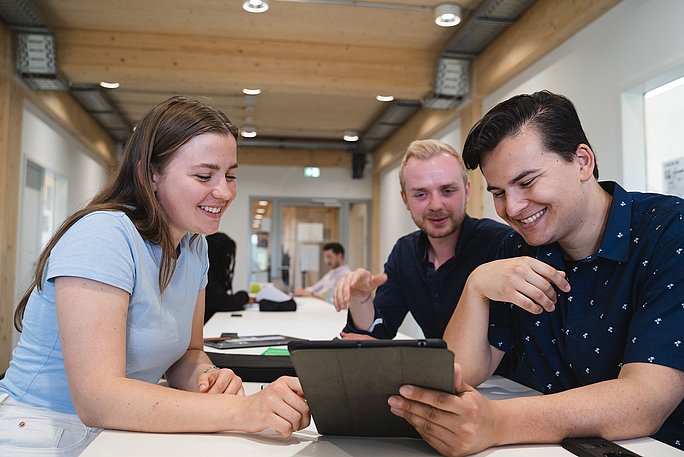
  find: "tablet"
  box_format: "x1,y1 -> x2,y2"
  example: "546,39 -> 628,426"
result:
288,338 -> 454,438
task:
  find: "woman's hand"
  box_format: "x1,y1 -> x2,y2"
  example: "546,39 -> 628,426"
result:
241,376 -> 311,437
197,367 -> 244,395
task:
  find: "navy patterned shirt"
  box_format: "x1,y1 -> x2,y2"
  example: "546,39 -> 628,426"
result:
488,181 -> 684,448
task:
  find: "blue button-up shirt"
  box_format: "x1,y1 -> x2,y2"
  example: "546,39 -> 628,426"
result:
345,215 -> 511,338
489,181 -> 684,448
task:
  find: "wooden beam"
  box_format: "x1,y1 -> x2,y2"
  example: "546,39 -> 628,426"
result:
0,24 -> 22,372
370,0 -> 619,268
373,107 -> 462,175
54,29 -> 436,99
374,0 -> 619,177
371,175 -> 381,273
238,147 -> 351,168
461,100 -> 485,218
473,0 -> 620,98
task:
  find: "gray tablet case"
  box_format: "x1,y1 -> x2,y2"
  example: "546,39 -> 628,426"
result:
288,339 -> 454,438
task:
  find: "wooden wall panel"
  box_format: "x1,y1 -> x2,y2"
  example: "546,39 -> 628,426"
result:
0,24 -> 23,371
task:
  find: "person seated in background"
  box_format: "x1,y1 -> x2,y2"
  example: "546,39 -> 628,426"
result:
294,242 -> 350,301
333,139 -> 511,341
388,91 -> 684,455
0,96 -> 309,456
204,232 -> 249,323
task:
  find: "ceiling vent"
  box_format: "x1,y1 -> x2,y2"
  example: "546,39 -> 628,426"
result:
423,57 -> 470,110
15,32 -> 68,90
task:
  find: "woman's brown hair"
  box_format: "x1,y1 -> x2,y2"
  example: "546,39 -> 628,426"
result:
14,96 -> 239,331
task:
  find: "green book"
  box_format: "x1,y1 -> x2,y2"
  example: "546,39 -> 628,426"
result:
261,347 -> 290,356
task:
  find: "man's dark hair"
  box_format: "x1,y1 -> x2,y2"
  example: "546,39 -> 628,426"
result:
323,242 -> 345,257
462,90 -> 599,179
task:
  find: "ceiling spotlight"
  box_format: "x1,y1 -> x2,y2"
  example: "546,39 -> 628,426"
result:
376,95 -> 394,102
241,125 -> 257,138
243,0 -> 269,13
434,3 -> 462,27
243,87 -> 261,95
100,81 -> 120,89
343,131 -> 359,142
258,200 -> 269,206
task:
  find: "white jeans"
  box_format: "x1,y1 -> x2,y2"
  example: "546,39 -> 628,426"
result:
0,393 -> 102,456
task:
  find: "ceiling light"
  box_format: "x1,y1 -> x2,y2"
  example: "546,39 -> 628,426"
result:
256,208 -> 265,214
258,200 -> 269,206
100,81 -> 120,89
434,4 -> 461,27
243,87 -> 261,95
243,0 -> 269,13
255,214 -> 263,220
241,125 -> 257,138
376,95 -> 394,102
343,131 -> 359,142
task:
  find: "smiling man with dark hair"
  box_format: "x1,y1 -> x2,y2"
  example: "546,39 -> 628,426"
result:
388,91 -> 684,456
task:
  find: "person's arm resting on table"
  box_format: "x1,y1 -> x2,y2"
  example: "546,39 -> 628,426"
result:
389,257 -> 684,456
56,277 -> 309,437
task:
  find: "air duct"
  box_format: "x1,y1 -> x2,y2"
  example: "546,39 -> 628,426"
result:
15,31 -> 68,90
423,57 -> 469,110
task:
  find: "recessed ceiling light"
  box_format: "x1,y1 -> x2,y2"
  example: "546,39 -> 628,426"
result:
256,208 -> 265,214
243,88 -> 262,95
258,200 -> 269,206
241,126 -> 257,138
100,81 -> 120,89
243,0 -> 269,13
343,131 -> 359,142
376,95 -> 394,102
434,4 -> 462,27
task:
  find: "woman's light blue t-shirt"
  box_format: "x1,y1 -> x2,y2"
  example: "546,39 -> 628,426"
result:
0,211 -> 209,413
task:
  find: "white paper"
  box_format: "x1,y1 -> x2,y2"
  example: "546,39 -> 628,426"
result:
255,284 -> 292,302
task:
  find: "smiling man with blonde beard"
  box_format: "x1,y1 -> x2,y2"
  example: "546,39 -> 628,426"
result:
333,139 -> 511,342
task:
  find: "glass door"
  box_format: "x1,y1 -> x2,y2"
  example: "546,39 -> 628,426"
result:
248,197 -> 370,293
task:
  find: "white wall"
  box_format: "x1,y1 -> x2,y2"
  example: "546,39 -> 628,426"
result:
22,103 -> 109,212
219,163 -> 373,290
480,0 -> 684,219
13,101 -> 110,345
644,81 -> 684,194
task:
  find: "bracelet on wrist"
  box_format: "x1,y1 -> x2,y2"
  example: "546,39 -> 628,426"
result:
202,365 -> 220,374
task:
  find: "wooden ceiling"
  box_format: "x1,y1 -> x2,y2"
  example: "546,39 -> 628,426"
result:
32,0 -> 488,145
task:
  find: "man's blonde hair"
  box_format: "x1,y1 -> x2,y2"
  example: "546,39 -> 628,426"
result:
399,139 -> 469,192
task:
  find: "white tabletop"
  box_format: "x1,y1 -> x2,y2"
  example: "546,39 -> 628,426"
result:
203,296 -> 350,352
82,297 -> 681,456
81,376 -> 679,457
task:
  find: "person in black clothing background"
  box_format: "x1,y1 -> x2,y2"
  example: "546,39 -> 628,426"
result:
204,232 -> 248,323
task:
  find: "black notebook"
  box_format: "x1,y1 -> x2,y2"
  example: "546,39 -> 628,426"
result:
288,338 -> 454,438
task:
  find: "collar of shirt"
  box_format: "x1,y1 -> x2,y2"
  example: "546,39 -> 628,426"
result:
536,181 -> 632,268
